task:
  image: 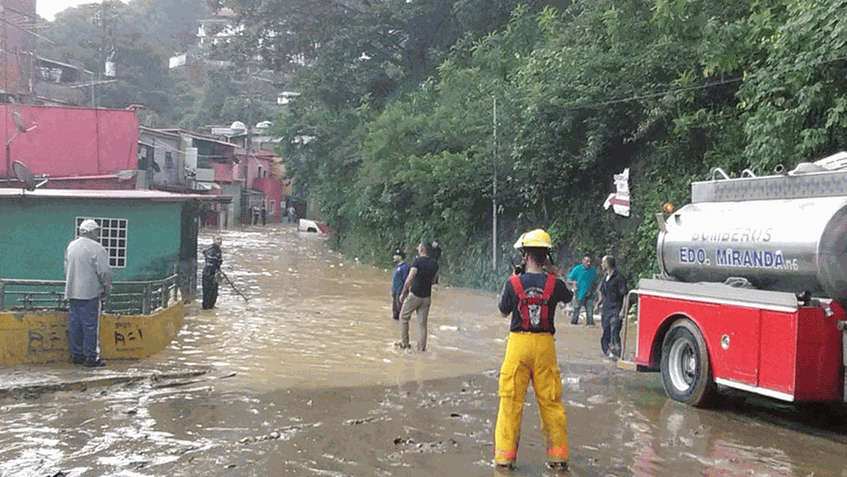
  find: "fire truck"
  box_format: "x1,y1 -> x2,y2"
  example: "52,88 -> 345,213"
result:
621,152 -> 847,407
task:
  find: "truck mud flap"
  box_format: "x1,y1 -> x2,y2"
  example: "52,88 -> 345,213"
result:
838,321 -> 847,402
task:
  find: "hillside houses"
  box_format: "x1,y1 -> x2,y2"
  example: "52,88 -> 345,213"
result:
1,103 -> 290,226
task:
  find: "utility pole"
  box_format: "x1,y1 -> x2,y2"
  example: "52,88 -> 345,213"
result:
2,1 -> 7,95
492,96 -> 498,271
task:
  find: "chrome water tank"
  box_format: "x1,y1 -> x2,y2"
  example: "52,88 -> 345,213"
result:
657,168 -> 847,300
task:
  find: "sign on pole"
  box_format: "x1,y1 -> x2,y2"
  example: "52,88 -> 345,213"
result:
603,168 -> 630,217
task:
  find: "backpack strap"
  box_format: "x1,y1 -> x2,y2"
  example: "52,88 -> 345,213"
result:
540,273 -> 557,330
509,274 -> 531,330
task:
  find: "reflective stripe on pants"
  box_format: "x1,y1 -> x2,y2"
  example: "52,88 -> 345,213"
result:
494,332 -> 569,465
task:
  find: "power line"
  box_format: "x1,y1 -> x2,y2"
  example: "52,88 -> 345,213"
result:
581,77 -> 743,108
570,55 -> 847,110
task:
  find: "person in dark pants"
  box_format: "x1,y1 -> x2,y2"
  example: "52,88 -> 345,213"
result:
390,249 -> 410,321
430,240 -> 442,284
567,254 -> 597,325
261,203 -> 267,225
202,236 -> 223,309
597,254 -> 627,359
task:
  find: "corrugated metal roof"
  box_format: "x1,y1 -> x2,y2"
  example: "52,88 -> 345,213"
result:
140,128 -> 238,150
0,188 -> 231,202
139,127 -> 181,140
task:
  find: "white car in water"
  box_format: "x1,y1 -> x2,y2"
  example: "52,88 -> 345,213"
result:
298,218 -> 329,235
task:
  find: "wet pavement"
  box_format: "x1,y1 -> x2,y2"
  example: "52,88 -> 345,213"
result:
2,224 -> 847,476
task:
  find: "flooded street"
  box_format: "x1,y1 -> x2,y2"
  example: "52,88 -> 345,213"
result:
2,224 -> 847,476
165,225 -> 509,392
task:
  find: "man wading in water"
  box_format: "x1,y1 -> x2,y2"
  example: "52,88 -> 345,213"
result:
495,229 -> 573,471
396,241 -> 439,351
202,236 -> 223,309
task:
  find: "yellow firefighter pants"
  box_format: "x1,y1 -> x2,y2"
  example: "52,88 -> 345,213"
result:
494,332 -> 569,466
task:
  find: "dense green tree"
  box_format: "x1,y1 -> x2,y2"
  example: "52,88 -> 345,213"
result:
250,0 -> 847,287
739,0 -> 847,169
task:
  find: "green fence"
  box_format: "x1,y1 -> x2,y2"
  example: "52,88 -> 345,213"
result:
0,274 -> 181,315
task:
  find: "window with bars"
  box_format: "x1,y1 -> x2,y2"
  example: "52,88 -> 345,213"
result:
75,217 -> 128,268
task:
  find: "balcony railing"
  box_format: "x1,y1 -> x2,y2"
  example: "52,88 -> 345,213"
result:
0,274 -> 181,315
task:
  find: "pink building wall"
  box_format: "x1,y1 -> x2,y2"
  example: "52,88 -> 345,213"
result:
2,105 -> 139,181
236,150 -> 284,222
244,154 -> 271,184
211,162 -> 237,183
254,177 -> 282,221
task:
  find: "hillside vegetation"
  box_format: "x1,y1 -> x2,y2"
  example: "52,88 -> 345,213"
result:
245,0 -> 847,289
49,0 -> 847,290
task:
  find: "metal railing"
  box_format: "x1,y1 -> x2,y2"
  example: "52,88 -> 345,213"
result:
0,274 -> 181,315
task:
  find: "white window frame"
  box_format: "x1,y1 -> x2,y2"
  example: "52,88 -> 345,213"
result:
75,217 -> 129,268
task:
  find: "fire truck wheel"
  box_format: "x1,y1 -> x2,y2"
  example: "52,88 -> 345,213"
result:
660,319 -> 716,407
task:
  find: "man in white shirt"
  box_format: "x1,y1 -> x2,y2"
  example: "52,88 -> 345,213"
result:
64,219 -> 112,367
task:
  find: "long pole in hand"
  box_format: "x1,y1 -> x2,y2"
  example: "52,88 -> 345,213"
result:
219,270 -> 249,303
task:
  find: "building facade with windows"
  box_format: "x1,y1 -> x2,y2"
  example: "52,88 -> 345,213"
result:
137,127 -> 183,190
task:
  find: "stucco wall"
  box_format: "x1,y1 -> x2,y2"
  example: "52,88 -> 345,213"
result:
2,105 -> 139,178
0,197 -> 182,283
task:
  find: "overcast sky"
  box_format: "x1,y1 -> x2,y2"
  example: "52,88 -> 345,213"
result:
37,0 -> 127,21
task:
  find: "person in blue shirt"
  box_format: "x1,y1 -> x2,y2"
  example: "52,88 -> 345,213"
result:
566,254 -> 597,326
391,249 -> 411,321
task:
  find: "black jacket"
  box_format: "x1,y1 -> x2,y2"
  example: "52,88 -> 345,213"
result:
599,269 -> 627,312
203,244 -> 223,271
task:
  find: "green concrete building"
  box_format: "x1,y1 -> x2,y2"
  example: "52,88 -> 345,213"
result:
0,188 -> 225,309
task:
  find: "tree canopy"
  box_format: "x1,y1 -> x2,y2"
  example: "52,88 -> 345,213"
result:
43,0 -> 847,289
251,0 -> 847,288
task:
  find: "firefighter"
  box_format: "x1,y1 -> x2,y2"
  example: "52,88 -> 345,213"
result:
495,229 -> 574,471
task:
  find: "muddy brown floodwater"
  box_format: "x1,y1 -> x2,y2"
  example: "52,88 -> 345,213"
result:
3,224 -> 847,477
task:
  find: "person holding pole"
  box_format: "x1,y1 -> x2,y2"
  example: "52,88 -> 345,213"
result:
64,219 -> 112,367
202,236 -> 223,309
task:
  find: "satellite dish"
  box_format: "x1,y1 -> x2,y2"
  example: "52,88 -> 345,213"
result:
12,161 -> 47,191
11,111 -> 28,132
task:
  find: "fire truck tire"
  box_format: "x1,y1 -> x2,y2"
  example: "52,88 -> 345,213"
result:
660,319 -> 716,407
